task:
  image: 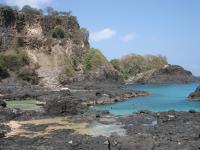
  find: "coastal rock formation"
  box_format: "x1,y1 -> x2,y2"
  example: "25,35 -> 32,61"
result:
1,5 -> 200,150
0,6 -> 121,89
188,85 -> 200,100
129,65 -> 199,84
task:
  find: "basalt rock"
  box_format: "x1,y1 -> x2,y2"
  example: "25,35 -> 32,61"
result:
0,100 -> 6,108
0,124 -> 10,139
0,77 -> 45,100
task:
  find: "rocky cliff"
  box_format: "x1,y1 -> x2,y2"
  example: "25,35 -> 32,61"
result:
0,6 -> 120,88
128,65 -> 199,84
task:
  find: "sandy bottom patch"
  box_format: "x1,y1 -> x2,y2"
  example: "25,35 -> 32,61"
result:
5,117 -> 126,138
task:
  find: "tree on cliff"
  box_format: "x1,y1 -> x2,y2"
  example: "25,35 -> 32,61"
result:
110,54 -> 168,78
21,5 -> 42,15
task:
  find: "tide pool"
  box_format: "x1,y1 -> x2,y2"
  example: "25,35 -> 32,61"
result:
95,82 -> 200,115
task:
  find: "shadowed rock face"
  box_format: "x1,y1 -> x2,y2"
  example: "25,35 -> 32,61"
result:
133,65 -> 199,84
188,85 -> 200,100
0,100 -> 6,108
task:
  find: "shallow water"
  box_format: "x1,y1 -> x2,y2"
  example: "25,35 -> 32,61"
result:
6,99 -> 40,110
95,82 -> 200,115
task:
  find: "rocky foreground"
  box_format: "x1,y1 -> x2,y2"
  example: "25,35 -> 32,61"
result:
1,110 -> 200,150
0,78 -> 200,150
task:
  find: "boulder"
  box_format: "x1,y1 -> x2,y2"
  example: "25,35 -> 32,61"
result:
38,90 -> 84,115
44,99 -> 81,115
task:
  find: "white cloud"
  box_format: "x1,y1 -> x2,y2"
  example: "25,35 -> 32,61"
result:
121,33 -> 137,42
6,0 -> 52,8
90,28 -> 116,42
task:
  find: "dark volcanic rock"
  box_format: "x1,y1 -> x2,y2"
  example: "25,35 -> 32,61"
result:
0,124 -> 10,139
118,111 -> 200,150
44,99 -> 83,115
37,90 -> 85,116
1,112 -> 200,150
110,134 -> 155,150
0,100 -> 6,108
0,78 -> 45,100
0,108 -> 21,121
0,68 -> 9,80
135,65 -> 199,84
0,129 -> 108,150
188,85 -> 200,100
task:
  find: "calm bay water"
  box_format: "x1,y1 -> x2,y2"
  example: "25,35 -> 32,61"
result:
95,82 -> 200,115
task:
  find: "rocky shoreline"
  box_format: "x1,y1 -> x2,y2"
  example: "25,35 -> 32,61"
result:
83,91 -> 149,106
1,110 -> 200,150
0,78 -> 200,150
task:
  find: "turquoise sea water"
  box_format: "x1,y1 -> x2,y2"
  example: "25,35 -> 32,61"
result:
95,82 -> 200,115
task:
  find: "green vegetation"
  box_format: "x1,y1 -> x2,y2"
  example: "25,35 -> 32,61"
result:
0,49 -> 28,73
83,48 -> 111,73
80,28 -> 89,42
46,6 -> 71,16
21,5 -> 42,15
15,34 -> 24,47
111,54 -> 167,78
6,99 -> 40,110
0,55 -> 9,79
68,16 -> 80,32
16,14 -> 26,32
64,63 -> 75,77
52,26 -> 66,39
0,5 -> 15,26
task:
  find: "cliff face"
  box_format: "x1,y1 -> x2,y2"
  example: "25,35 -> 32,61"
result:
0,6 -> 120,88
128,65 -> 199,84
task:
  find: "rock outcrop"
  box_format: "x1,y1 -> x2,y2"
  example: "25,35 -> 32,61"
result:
0,6 -> 121,89
129,65 -> 199,84
188,85 -> 200,100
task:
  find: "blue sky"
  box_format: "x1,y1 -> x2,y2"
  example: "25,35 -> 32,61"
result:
1,0 -> 200,75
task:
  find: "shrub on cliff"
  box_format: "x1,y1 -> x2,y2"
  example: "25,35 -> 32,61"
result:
21,5 -> 42,15
64,64 -> 75,77
0,55 -> 9,79
16,14 -> 26,32
67,16 -> 80,33
83,48 -> 111,73
52,26 -> 65,39
110,59 -> 121,71
0,49 -> 28,72
110,54 -> 168,77
0,5 -> 15,26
